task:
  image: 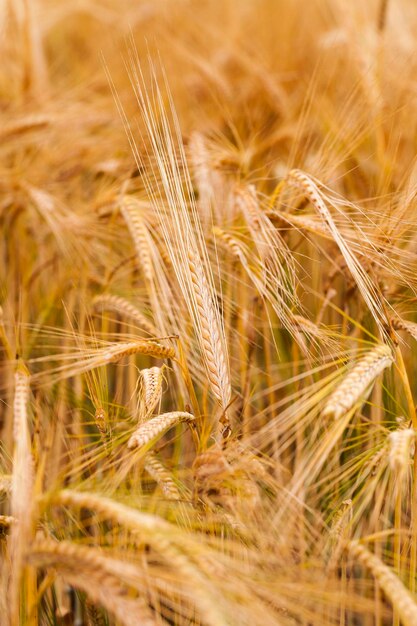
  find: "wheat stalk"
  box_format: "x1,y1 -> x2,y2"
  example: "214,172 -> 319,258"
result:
128,411 -> 195,450
322,344 -> 393,419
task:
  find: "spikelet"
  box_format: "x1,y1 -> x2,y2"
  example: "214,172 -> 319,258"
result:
139,366 -> 165,420
144,453 -> 181,500
127,411 -> 195,450
322,344 -> 393,419
11,366 -> 33,521
388,428 -> 415,474
348,541 -> 417,626
92,294 -> 157,336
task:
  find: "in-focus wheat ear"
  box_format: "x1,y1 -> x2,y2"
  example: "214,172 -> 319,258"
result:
120,56 -> 232,432
322,344 -> 393,419
138,366 -> 165,421
127,411 -> 195,450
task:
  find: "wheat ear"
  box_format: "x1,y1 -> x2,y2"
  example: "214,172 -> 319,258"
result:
187,250 -> 231,410
51,489 -> 229,626
284,169 -> 389,335
128,411 -> 195,450
92,294 -> 157,336
138,366 -> 165,420
348,540 -> 417,626
121,60 -> 232,420
28,540 -> 157,626
144,453 -> 181,500
388,428 -> 415,474
322,344 -> 393,419
102,340 -> 175,362
120,198 -> 154,283
392,316 -> 417,341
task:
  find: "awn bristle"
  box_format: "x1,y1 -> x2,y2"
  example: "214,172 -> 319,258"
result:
322,344 -> 393,419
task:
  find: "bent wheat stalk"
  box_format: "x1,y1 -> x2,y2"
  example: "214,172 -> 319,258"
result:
322,344 -> 393,419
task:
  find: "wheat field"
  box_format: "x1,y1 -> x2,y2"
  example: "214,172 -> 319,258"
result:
2,0 -> 417,624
